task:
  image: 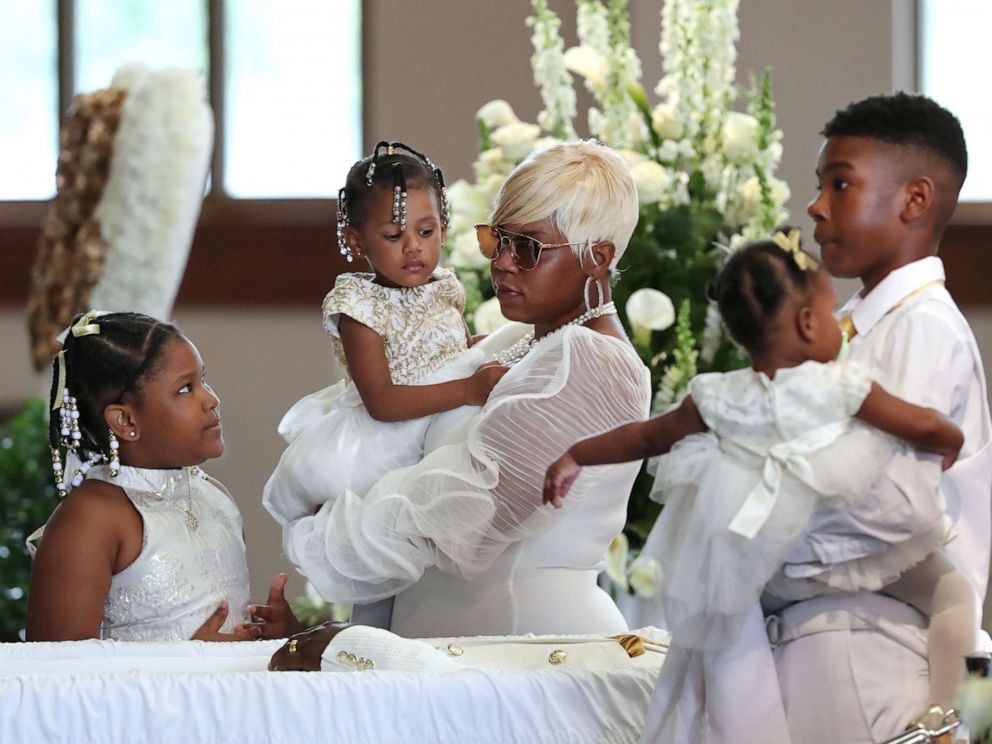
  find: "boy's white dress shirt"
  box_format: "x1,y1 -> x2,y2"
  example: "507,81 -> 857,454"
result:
775,256 -> 992,742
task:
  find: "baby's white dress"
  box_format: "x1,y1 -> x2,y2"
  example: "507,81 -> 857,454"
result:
263,268 -> 485,534
638,359 -> 946,742
91,463 -> 251,641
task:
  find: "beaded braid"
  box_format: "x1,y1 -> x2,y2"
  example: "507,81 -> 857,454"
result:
48,312 -> 182,495
336,141 -> 450,262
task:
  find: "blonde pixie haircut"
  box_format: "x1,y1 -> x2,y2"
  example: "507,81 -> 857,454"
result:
489,140 -> 639,274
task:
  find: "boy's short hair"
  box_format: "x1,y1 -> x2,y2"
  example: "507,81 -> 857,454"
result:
489,140 -> 639,272
823,92 -> 968,186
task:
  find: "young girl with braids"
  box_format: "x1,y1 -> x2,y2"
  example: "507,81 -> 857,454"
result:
543,232 -> 975,739
263,143 -> 506,575
27,311 -> 298,642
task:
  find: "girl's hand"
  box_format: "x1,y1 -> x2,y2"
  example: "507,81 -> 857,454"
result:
464,362 -> 509,405
192,601 -> 263,642
543,452 -> 582,509
251,573 -> 304,639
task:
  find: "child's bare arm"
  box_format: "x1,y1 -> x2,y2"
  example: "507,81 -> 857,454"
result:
856,382 -> 963,469
25,485 -> 122,640
341,315 -> 507,422
543,396 -> 707,507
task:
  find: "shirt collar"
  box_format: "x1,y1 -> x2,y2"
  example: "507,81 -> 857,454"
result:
838,256 -> 945,336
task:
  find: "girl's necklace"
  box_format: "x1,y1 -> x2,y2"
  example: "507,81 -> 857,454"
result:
494,301 -> 618,366
134,467 -> 200,532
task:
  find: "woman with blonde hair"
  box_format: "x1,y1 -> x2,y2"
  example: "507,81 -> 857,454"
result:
276,140 -> 650,637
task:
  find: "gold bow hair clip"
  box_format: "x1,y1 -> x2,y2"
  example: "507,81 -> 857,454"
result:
771,229 -> 818,272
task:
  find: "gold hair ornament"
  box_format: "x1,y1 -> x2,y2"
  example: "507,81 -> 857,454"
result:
771,229 -> 818,272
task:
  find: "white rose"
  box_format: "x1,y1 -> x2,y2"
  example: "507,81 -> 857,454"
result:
626,287 -> 676,347
477,172 -> 509,203
630,160 -> 674,205
473,296 -> 511,335
563,45 -> 609,92
448,229 -> 489,270
722,111 -> 761,164
651,103 -> 684,140
604,534 -> 629,591
473,147 -> 514,180
617,148 -> 648,168
628,555 -> 663,598
768,176 -> 791,207
737,175 -> 764,218
475,99 -> 519,131
491,121 -> 541,162
656,139 -> 680,163
446,179 -> 491,226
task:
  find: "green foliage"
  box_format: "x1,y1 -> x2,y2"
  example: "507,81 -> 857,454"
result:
0,399 -> 59,642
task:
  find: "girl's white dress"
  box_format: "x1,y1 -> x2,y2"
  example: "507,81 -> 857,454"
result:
263,268 -> 485,535
637,359 -> 946,742
91,463 -> 251,641
278,324 -> 652,637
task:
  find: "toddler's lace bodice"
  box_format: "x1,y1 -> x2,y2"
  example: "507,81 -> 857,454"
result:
89,464 -> 251,641
321,268 -> 468,385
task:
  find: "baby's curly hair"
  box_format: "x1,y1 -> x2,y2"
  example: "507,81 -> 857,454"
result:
711,236 -> 819,354
823,92 -> 967,185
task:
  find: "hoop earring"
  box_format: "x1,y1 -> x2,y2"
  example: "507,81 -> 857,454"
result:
584,276 -> 604,312
108,429 -> 120,477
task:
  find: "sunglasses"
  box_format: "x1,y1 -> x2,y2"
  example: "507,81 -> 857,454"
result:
474,224 -> 586,271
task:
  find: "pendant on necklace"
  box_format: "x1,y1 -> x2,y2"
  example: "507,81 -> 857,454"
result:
184,510 -> 199,532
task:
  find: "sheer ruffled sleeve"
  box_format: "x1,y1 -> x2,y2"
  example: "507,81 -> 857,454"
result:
283,326 -> 651,603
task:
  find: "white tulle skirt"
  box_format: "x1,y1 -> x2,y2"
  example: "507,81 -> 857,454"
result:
262,348 -> 487,535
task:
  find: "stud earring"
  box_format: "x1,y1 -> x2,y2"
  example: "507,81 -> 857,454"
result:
108,430 -> 120,477
129,431 -> 137,438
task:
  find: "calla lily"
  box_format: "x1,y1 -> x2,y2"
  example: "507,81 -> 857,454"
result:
475,99 -> 519,131
626,288 -> 676,347
604,533 -> 630,590
628,555 -> 663,598
563,45 -> 609,92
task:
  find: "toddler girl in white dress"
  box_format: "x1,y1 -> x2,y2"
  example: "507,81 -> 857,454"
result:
28,311 -> 297,641
544,231 -> 974,740
263,143 -> 506,621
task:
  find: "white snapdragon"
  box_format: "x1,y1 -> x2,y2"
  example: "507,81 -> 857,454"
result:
528,0 -> 577,140
491,121 -> 542,162
630,161 -> 674,205
472,296 -> 511,335
626,288 -> 676,347
475,100 -> 519,131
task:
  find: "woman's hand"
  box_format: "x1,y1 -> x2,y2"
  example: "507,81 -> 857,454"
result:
543,451 -> 582,509
251,573 -> 304,639
268,622 -> 352,672
463,362 -> 509,406
192,601 -> 263,641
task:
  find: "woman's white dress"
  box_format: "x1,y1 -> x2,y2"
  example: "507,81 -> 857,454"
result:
276,324 -> 652,637
263,268 -> 484,533
91,463 -> 251,641
637,359 -> 946,742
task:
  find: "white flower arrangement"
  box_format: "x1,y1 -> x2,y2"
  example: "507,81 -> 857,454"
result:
88,65 -> 213,319
444,0 -> 791,591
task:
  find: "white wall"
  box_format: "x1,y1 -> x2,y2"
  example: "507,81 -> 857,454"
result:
4,1 -> 991,615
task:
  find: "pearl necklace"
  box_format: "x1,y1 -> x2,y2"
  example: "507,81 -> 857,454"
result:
494,301 -> 618,366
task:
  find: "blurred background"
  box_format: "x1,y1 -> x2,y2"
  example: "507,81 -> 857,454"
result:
1,0 -> 990,635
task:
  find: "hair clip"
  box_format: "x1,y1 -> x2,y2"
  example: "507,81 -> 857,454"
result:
771,228 -> 817,272
71,310 -> 104,338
